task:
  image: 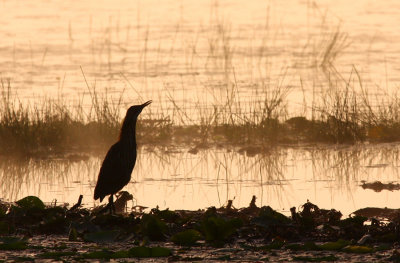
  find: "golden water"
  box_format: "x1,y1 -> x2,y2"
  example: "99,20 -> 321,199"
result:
0,1 -> 399,109
1,144 -> 400,216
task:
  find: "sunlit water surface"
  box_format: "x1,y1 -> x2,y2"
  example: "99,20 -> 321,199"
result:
0,0 -> 399,116
1,144 -> 400,216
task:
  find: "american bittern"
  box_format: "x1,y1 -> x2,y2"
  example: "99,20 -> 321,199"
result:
94,101 -> 152,213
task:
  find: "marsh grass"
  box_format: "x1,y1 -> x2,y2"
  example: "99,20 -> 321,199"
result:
0,78 -> 176,156
2,69 -> 400,157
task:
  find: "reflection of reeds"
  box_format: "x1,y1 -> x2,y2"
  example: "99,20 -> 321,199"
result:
0,154 -> 99,204
2,145 -> 400,211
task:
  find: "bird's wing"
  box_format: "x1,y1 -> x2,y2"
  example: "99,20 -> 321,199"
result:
94,142 -> 122,200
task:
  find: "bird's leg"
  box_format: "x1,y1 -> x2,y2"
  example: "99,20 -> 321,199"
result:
108,195 -> 116,214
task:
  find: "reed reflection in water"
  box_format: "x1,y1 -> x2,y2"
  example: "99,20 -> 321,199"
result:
1,144 -> 400,216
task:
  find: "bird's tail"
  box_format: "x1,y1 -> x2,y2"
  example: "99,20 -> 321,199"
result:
94,188 -> 104,202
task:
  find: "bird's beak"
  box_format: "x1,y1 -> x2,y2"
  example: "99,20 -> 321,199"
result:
141,100 -> 152,108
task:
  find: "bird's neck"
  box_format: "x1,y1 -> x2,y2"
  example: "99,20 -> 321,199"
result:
119,118 -> 137,147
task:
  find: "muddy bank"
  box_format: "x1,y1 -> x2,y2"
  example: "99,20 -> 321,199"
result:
1,195 -> 400,261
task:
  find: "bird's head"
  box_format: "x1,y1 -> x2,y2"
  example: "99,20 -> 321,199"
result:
126,100 -> 152,120
119,100 -> 152,141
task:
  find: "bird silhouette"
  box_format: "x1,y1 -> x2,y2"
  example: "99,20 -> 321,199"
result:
94,100 -> 152,213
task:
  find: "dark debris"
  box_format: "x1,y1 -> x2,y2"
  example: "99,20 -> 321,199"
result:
1,195 -> 400,261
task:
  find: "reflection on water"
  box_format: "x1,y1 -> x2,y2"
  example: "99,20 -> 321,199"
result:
1,144 -> 400,216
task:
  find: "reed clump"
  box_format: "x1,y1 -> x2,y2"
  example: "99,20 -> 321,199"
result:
0,81 -> 168,155
2,85 -> 400,157
2,69 -> 400,156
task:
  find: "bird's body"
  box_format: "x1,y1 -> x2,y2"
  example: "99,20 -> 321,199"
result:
94,141 -> 136,202
94,101 -> 151,211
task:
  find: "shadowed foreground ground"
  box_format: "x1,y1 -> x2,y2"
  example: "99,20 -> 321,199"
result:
1,195 -> 400,262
